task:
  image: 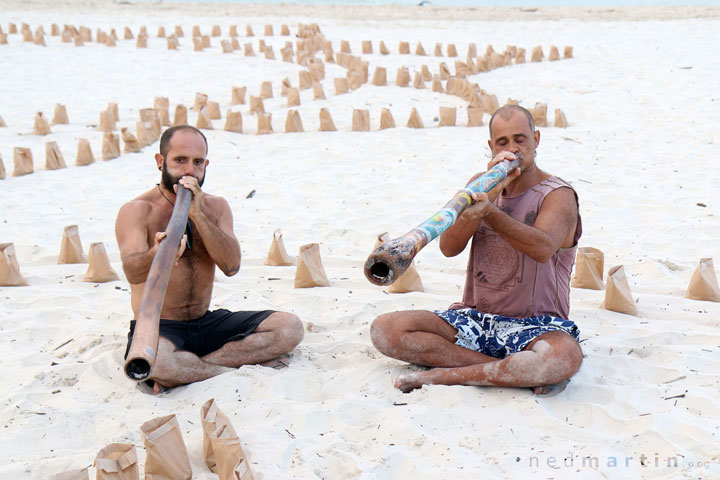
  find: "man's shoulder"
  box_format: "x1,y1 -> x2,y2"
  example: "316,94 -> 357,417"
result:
117,190 -> 159,220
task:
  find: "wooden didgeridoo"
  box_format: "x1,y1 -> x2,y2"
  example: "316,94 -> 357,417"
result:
124,185 -> 192,381
364,156 -> 520,286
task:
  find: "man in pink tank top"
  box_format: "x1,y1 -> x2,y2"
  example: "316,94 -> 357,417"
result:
370,105 -> 583,395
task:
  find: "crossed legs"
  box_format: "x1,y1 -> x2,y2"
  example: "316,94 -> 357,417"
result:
370,310 -> 582,393
149,312 -> 304,391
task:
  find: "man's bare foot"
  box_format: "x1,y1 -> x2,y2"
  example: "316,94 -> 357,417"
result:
394,372 -> 424,393
533,379 -> 570,397
260,356 -> 291,370
153,380 -> 169,395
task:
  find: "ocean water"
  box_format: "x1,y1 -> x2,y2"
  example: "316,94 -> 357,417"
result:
155,0 -> 720,6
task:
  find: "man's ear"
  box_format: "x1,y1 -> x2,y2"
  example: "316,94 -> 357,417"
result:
534,129 -> 541,147
155,153 -> 164,170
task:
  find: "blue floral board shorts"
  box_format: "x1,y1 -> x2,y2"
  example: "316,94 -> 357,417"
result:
434,308 -> 580,359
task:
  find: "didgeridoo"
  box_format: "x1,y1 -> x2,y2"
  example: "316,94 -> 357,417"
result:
364,156 -> 520,286
124,185 -> 192,381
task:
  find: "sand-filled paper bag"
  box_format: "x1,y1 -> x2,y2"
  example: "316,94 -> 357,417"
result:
548,45 -> 560,61
231,86 -> 247,105
136,35 -> 147,48
98,110 -> 116,132
284,110 -> 303,133
157,26 -> 165,38
286,87 -> 300,107
244,43 -> 254,56
438,106 -> 456,127
371,67 -> 387,86
554,109 -> 568,128
58,225 -> 88,264
379,108 -> 396,130
260,81 -> 273,99
249,96 -> 264,114
601,265 -> 637,316
294,243 -> 330,288
420,64 -> 432,82
299,70 -> 313,90
193,92 -> 208,111
431,75 -> 444,93
318,108 -> 337,132
685,258 -> 720,302
312,81 -> 325,100
398,41 -> 410,54
34,112 -> 51,135
372,233 -> 424,293
433,43 -> 443,56
135,122 -> 151,148
121,128 -> 141,153
0,114 -> 6,127
52,103 -> 69,125
140,414 -> 192,480
351,109 -> 370,132
94,443 -> 139,480
340,40 -> 351,53
281,24 -> 290,36
514,48 -> 526,64
0,154 -> 5,179
531,46 -> 544,62
256,112 -> 273,135
379,40 -> 389,55
246,24 -> 254,37
412,72 -> 425,89
211,425 -> 254,480
13,147 -> 34,176
530,102 -> 548,128
123,26 -> 133,40
264,229 -> 296,265
173,104 -> 188,126
43,141 -> 66,170
467,106 -> 484,127
407,108 -> 424,129
334,77 -> 349,95
224,110 -> 243,133
154,97 -> 170,126
102,132 -> 121,160
166,35 -> 178,50
264,24 -> 273,36
193,37 -> 203,52
201,398 -> 237,473
395,67 -> 410,87
447,43 -> 458,57
84,242 -> 120,283
196,106 -> 214,130
564,46 -> 573,59
0,243 -> 29,286
571,247 -> 604,290
415,42 -> 427,56
361,40 -> 372,54
48,467 -> 89,480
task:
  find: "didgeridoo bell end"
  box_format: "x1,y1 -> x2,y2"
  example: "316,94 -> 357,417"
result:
364,237 -> 417,286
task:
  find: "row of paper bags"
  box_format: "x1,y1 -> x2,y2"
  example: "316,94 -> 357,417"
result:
571,247 -> 720,315
49,399 -> 252,480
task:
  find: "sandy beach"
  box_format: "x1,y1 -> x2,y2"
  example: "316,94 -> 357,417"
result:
1,1 -> 719,478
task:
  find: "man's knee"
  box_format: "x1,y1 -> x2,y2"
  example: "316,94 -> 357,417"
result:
532,331 -> 583,380
370,312 -> 403,356
267,311 -> 304,351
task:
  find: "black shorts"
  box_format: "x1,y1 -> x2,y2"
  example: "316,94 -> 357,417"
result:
124,309 -> 274,358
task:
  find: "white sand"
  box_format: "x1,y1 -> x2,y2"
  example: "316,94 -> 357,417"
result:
1,2 -> 719,479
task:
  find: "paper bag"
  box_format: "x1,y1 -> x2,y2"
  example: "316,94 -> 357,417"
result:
372,233 -> 423,293
351,109 -> 370,132
52,103 -> 69,124
244,43 -> 254,56
140,414 -> 192,480
434,43 -> 443,56
554,109 -> 568,128
102,132 -> 121,160
281,24 -> 290,36
231,86 -> 247,105
361,40 -> 372,54
256,112 -> 273,135
312,81 -> 325,100
318,108 -> 337,132
447,43 -> 458,57
98,110 -> 116,132
121,128 -> 141,153
224,110 -> 243,133
201,399 -> 237,473
284,110 -> 303,133
398,41 -> 410,54
136,35 -> 147,48
264,229 -> 296,265
246,25 -> 254,37
412,72 -> 425,89
58,225 -> 88,264
514,48 -> 526,64
211,425 -> 254,480
415,42 -> 427,56
124,26 -> 133,40
196,106 -> 214,130
531,45 -> 544,62
48,467 -> 89,480
286,87 -> 300,107
84,242 -> 120,282
154,97 -> 170,126
570,247 -> 604,290
379,40 -> 389,55
260,81 -> 273,99
0,243 -> 29,286
431,75 -> 444,93
294,243 -> 330,288
564,46 -> 573,59
438,106 -> 456,127
42,141 -> 66,170
395,67 -> 410,87
548,45 -> 560,61
334,77 -> 349,95
379,108 -> 396,130
685,258 -> 720,302
264,24 -> 273,36
13,147 -> 34,176
34,112 -> 51,135
0,154 -> 4,180
407,108 -> 424,129
207,101 -> 222,120
530,102 -> 548,127
173,104 -> 188,126
371,67 -> 387,86
94,443 -> 138,480
601,265 -> 637,316
156,26 -> 165,38
0,114 -> 6,127
420,64 -> 432,82
438,62 -> 450,80
249,96 -> 264,114
299,71 -> 313,90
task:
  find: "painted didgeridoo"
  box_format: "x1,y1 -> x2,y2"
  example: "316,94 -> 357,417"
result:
364,156 -> 520,286
124,185 -> 192,380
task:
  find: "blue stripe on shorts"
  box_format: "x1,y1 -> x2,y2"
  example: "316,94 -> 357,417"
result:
434,308 -> 580,359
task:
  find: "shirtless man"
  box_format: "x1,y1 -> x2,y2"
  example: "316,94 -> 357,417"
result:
370,105 -> 583,394
116,125 -> 304,392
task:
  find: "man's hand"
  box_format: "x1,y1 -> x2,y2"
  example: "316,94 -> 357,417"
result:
461,152 -> 522,221
175,176 -> 205,220
154,231 -> 188,264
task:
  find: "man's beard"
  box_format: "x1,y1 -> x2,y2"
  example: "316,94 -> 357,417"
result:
161,161 -> 205,192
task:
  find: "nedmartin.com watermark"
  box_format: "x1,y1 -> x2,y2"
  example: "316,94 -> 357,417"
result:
518,452 -> 714,471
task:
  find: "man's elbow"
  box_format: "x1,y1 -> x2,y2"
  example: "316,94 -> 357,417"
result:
221,254 -> 241,277
439,243 -> 462,258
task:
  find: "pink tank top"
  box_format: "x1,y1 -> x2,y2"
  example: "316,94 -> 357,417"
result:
450,176 -> 582,319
